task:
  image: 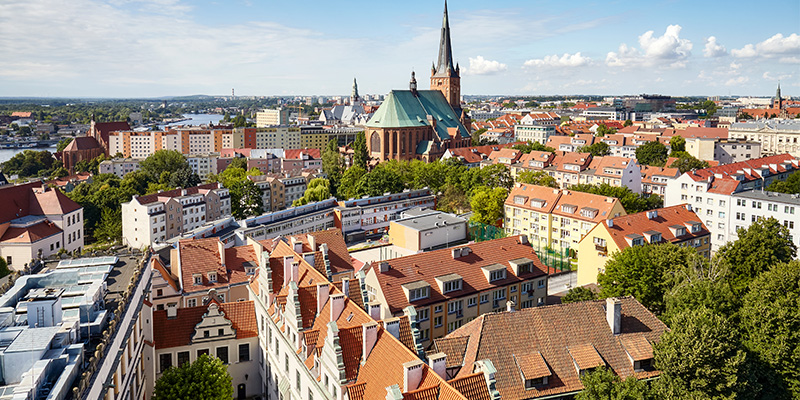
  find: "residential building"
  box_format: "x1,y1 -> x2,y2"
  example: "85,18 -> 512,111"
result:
222,127 -> 257,149
514,124 -> 556,145
248,231 -> 492,400
583,156 -> 642,193
186,153 -> 219,181
711,139 -> 762,165
441,142 -> 521,168
504,183 -> 626,253
576,204 -> 710,286
248,175 -> 285,213
283,149 -> 322,174
388,208 -> 468,251
299,125 -> 330,149
486,148 -> 523,166
98,158 -> 142,177
728,120 -> 800,157
433,297 -> 668,399
234,198 -> 338,245
665,154 -> 800,251
150,299 -> 260,399
280,174 -> 308,208
363,236 -> 551,344
729,190 -> 800,252
640,166 -> 680,199
256,126 -> 302,150
334,188 -> 436,242
247,153 -> 281,175
255,108 -> 290,127
0,182 -> 84,269
509,151 -> 556,177
121,183 -> 231,249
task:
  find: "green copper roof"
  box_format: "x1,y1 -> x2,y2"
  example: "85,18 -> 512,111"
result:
366,90 -> 470,141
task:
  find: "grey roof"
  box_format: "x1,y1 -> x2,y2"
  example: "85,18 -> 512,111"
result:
393,210 -> 466,231
5,326 -> 60,353
730,120 -> 800,132
732,189 -> 800,205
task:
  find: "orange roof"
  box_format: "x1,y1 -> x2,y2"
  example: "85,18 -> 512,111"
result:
508,184 -> 622,224
488,148 -> 523,164
284,148 -> 322,160
600,204 -> 708,250
151,257 -> 180,292
0,220 -> 62,243
370,236 -> 549,314
175,238 -> 252,293
152,300 -> 257,349
433,297 -> 667,399
446,143 -> 522,164
683,154 -> 798,195
0,182 -> 81,224
593,157 -> 636,178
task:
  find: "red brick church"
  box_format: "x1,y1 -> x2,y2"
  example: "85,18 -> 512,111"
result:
59,117 -> 129,173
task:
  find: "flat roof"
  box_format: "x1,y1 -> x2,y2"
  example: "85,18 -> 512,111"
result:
5,326 -> 60,353
393,211 -> 465,231
733,190 -> 800,205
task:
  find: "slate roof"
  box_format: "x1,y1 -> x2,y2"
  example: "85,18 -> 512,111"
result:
366,90 -> 470,141
433,297 -> 668,399
152,300 -> 257,349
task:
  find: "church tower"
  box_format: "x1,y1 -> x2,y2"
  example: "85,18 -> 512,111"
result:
430,1 -> 461,114
351,77 -> 361,106
774,83 -> 783,110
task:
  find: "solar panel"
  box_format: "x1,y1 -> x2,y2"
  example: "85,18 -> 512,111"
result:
56,256 -> 118,269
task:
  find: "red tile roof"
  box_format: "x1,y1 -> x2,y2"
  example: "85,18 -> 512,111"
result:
599,204 -> 709,250
152,300 -> 257,349
683,154 -> 799,195
0,220 -> 62,243
92,121 -> 131,146
675,127 -> 728,140
284,148 -> 322,160
445,143 -> 522,164
370,236 -> 549,314
434,297 -> 667,400
507,184 -> 624,224
63,136 -> 102,151
135,183 -> 222,205
175,238 -> 252,293
0,182 -> 81,224
29,187 -> 82,215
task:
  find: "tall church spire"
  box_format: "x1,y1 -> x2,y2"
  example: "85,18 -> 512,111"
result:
433,0 -> 458,78
351,77 -> 361,106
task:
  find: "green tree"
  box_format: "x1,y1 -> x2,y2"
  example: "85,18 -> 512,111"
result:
436,183 -> 471,214
476,163 -> 513,191
139,150 -> 197,188
669,152 -> 709,173
49,166 -> 69,179
0,257 -> 11,279
352,132 -> 368,170
337,165 -> 366,200
469,186 -> 508,225
635,141 -> 668,167
766,170 -> 800,194
217,167 -> 248,190
577,141 -> 611,157
595,124 -> 616,137
168,167 -> 201,189
714,217 -> 797,293
293,178 -> 332,206
570,183 -> 661,214
662,260 -> 739,327
322,139 -> 344,194
227,157 -> 248,171
56,137 -> 73,152
741,261 -> 800,397
576,367 -> 652,400
93,208 -> 122,243
623,119 -> 633,127
516,171 -> 558,188
355,166 -> 404,197
512,141 -> 555,154
1,150 -> 55,177
228,179 -> 263,219
598,242 -> 704,315
561,286 -> 597,304
669,135 -> 686,153
153,354 -> 233,400
470,128 -> 487,146
654,307 -> 756,400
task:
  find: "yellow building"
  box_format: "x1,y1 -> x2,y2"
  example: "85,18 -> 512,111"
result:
300,130 -> 328,150
576,204 -> 711,286
504,183 -> 626,254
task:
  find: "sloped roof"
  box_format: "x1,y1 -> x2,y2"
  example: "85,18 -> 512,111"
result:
366,90 -> 470,140
683,154 -> 798,194
29,187 -> 82,215
370,236 -> 549,314
63,136 -> 102,151
0,220 -> 62,243
135,183 -> 222,205
0,182 -> 81,224
599,204 -> 709,250
152,300 -> 257,349
92,121 -> 131,146
434,297 -> 667,399
284,148 -> 322,160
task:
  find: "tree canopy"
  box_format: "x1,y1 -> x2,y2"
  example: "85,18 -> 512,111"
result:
668,151 -> 710,173
153,354 -> 233,400
293,178 -> 332,206
669,135 -> 686,153
577,141 -> 611,157
766,170 -> 800,194
228,179 -> 263,219
139,150 -> 200,188
1,150 -> 57,178
352,132 -> 368,170
516,170 -> 558,188
569,183 -> 662,214
561,286 -> 597,304
576,367 -> 652,400
594,124 -> 617,137
635,141 -> 668,167
470,187 -> 507,225
512,141 -> 555,154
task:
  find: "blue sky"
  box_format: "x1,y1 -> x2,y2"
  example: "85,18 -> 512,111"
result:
0,0 -> 797,98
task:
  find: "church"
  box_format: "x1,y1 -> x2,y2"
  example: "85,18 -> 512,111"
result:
365,1 -> 471,162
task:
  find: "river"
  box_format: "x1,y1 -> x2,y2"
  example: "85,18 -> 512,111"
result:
0,114 -> 225,164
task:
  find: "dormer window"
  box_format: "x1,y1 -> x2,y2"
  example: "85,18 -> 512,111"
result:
193,274 -> 202,285
620,335 -> 655,372
568,344 -> 605,377
208,272 -> 217,283
530,199 -> 546,208
403,281 -> 430,301
580,207 -> 599,219
561,204 -> 577,214
444,280 -> 462,293
514,352 -> 551,390
626,234 -> 644,247
644,230 -> 662,243
514,195 -> 527,205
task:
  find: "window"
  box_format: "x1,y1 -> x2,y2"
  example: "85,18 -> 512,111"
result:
296,370 -> 301,391
187,298 -> 196,307
156,289 -> 163,297
489,269 -> 506,282
216,346 -> 229,364
525,377 -> 548,389
208,272 -> 217,283
448,300 -> 463,315
417,308 -> 429,321
434,316 -> 443,328
177,351 -> 190,367
159,353 -> 172,373
718,212 -> 725,218
467,297 -> 477,307
493,289 -> 506,300
480,294 -> 489,303
443,279 -> 462,293
408,287 -> 429,301
193,274 -> 202,285
239,343 -> 250,362
197,349 -> 209,357
434,305 -> 443,313
538,279 -> 546,289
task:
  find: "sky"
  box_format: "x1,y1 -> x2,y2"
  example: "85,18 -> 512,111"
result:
0,0 -> 798,98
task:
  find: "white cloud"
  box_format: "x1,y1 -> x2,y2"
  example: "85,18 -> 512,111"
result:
730,62 -> 740,69
703,36 -> 727,57
606,25 -> 692,68
464,56 -> 507,75
523,52 -> 591,68
725,76 -> 749,86
732,33 -> 800,58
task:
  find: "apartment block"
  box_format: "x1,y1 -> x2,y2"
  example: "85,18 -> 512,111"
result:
186,154 -> 219,181
729,190 -> 800,252
640,166 -> 680,199
0,182 -> 84,269
334,188 -> 436,242
509,152 -> 643,193
504,183 -> 626,253
121,183 -> 231,249
255,108 -> 290,127
363,236 -> 550,344
729,120 -> 800,157
98,158 -> 142,177
514,124 -> 556,145
577,204 -> 710,286
234,198 -> 338,245
665,154 -> 799,251
256,126 -> 301,150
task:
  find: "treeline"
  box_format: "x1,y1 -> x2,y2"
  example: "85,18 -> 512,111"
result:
569,218 -> 800,399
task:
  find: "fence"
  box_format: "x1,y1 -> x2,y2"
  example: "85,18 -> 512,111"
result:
467,221 -> 506,242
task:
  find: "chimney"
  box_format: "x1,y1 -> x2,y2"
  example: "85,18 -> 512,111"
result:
290,236 -> 303,253
303,252 -> 315,267
402,359 -> 425,393
379,261 -> 390,273
519,234 -> 529,245
451,248 -> 461,259
283,255 -> 294,287
361,321 -> 379,363
606,298 -> 622,335
428,352 -> 447,379
320,243 -> 329,258
684,204 -> 693,211
383,317 -> 401,339
341,277 -> 350,297
506,300 -> 515,312
166,303 -> 178,319
366,302 -> 381,320
291,261 -> 300,284
647,210 -> 658,219
316,283 -> 330,315
307,233 -> 317,251
330,293 -> 346,322
607,218 -> 614,228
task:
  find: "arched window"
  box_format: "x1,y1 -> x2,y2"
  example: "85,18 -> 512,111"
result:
370,131 -> 380,151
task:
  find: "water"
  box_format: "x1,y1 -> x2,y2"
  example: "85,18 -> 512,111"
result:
0,145 -> 58,163
159,113 -> 225,129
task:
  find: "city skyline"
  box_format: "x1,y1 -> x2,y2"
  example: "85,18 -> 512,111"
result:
0,0 -> 798,98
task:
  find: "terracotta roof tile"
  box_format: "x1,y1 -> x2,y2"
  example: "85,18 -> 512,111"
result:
513,351 -> 550,379
151,256 -> 180,292
447,373 -> 493,400
568,344 -> 605,370
0,220 -> 62,243
619,334 -> 653,362
152,301 -> 257,349
601,204 -> 709,250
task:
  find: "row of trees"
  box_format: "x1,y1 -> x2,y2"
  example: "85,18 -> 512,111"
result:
766,169 -> 800,194
569,183 -> 662,213
634,137 -> 709,173
573,218 -> 799,399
